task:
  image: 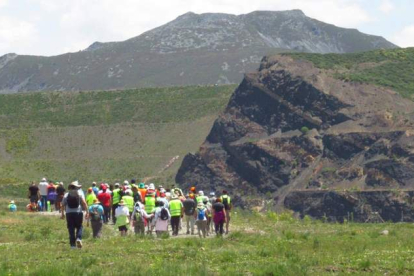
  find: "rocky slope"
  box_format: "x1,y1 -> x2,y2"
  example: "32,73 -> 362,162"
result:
0,10 -> 396,93
176,49 -> 414,222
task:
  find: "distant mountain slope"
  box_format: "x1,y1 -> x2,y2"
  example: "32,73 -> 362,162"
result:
0,10 -> 396,93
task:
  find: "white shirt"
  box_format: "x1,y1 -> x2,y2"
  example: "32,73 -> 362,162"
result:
38,181 -> 49,196
115,206 -> 129,217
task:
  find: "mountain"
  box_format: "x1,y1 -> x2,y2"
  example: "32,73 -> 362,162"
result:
175,48 -> 414,222
0,10 -> 396,93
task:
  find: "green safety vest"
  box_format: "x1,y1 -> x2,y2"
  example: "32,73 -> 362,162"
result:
112,189 -> 121,205
169,199 -> 182,217
145,196 -> 156,214
196,196 -> 208,204
220,195 -> 231,205
123,196 -> 134,212
115,215 -> 129,227
85,193 -> 96,206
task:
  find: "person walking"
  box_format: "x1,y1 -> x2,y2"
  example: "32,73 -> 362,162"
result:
138,183 -> 147,204
122,190 -> 135,216
169,194 -> 183,236
153,200 -> 170,238
91,182 -> 99,196
88,199 -> 104,238
144,188 -> 156,234
220,190 -> 232,234
61,181 -> 89,249
47,182 -> 57,211
38,178 -> 49,211
97,185 -> 111,224
28,182 -> 40,208
183,194 -> 196,235
212,198 -> 226,236
8,200 -> 17,212
85,188 -> 97,207
203,198 -> 212,236
111,183 -> 122,224
195,202 -> 209,238
131,201 -> 153,236
56,183 -> 65,213
115,200 -> 129,236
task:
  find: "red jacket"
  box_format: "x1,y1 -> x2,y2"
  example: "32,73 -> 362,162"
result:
97,192 -> 111,207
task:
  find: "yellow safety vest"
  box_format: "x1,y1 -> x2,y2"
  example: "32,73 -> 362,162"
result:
123,196 -> 134,212
112,189 -> 121,205
169,199 -> 182,217
145,196 -> 156,214
85,193 -> 96,206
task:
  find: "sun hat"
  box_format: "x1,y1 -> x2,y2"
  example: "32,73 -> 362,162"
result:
123,180 -> 129,185
197,202 -> 204,207
70,181 -> 81,188
119,200 -> 125,206
139,183 -> 145,189
210,192 -> 215,196
149,183 -> 155,190
115,183 -> 120,187
10,200 -> 15,204
199,191 -> 204,196
42,178 -> 47,182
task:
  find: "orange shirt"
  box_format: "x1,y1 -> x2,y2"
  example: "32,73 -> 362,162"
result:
138,188 -> 147,203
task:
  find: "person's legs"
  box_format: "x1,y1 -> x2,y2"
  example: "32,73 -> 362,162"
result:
185,215 -> 190,234
171,216 -> 180,235
200,221 -> 207,238
214,222 -> 219,235
196,221 -> 201,237
112,204 -> 118,224
74,212 -> 83,247
66,213 -> 76,247
91,221 -> 102,238
41,196 -> 47,211
225,210 -> 231,234
190,216 -> 195,234
219,221 -> 224,235
104,207 -> 110,224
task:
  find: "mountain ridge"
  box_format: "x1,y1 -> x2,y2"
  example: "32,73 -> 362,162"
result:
0,10 -> 397,93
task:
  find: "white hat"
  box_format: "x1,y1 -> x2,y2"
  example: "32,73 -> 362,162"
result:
125,189 -> 132,196
149,183 -> 155,190
124,180 -> 129,185
41,178 -> 47,182
10,200 -> 15,204
210,192 -> 215,196
70,181 -> 82,188
199,191 -> 204,196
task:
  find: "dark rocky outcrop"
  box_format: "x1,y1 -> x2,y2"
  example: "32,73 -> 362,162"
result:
176,54 -> 414,220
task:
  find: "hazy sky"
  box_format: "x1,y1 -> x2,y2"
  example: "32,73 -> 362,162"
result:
0,0 -> 413,57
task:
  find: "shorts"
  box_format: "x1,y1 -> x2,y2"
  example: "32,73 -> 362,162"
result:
30,195 -> 38,203
118,225 -> 128,232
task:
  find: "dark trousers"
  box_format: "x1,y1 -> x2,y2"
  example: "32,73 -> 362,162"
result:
112,203 -> 119,223
66,212 -> 83,246
41,195 -> 48,211
101,205 -> 110,223
91,220 -> 103,238
215,222 -> 224,235
171,216 -> 181,236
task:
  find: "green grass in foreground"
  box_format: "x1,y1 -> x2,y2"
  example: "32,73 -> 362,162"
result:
1,197 -> 414,275
287,48 -> 414,98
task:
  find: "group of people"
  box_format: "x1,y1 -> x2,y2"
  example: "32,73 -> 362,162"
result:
28,178 -> 232,249
27,178 -> 65,212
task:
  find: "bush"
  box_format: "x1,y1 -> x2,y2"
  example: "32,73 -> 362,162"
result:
300,126 -> 310,135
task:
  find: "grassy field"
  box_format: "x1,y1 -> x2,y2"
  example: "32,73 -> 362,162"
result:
287,47 -> 414,98
0,85 -> 236,189
1,196 -> 414,275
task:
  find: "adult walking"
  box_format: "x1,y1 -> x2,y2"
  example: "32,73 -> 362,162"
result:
88,199 -> 104,238
97,184 -> 111,224
195,202 -> 209,238
115,200 -> 129,236
212,198 -> 226,236
61,181 -> 89,249
38,178 -> 49,211
131,201 -> 153,236
183,194 -> 196,235
169,194 -> 183,236
111,183 -> 122,224
28,182 -> 40,208
220,190 -> 232,234
56,183 -> 65,213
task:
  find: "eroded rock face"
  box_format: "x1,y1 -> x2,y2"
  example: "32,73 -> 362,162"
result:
175,55 -> 414,219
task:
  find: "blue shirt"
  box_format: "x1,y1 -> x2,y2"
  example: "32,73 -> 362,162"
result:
88,204 -> 104,220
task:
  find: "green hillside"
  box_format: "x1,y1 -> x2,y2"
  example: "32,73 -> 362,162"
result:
0,85 -> 236,188
287,48 -> 414,98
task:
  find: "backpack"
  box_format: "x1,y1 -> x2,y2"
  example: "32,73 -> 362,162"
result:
90,205 -> 101,222
197,208 -> 206,220
160,207 -> 169,221
134,205 -> 143,222
67,191 -> 80,208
